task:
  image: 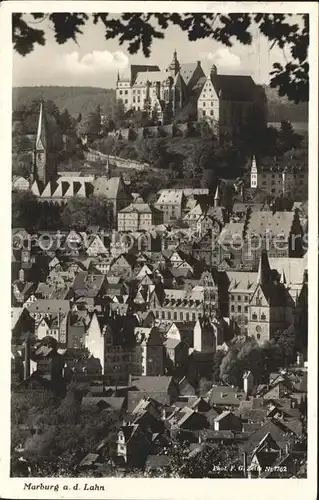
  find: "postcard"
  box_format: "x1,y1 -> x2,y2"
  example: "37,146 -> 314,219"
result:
0,2 -> 317,499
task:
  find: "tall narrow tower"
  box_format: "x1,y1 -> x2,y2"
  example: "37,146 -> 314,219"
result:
32,101 -> 50,185
167,49 -> 180,77
250,155 -> 258,189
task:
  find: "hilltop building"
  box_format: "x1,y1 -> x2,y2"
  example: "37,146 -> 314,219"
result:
197,65 -> 267,136
116,54 -> 267,132
116,52 -> 205,124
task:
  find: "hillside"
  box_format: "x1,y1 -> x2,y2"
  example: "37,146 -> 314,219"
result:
12,86 -> 116,117
13,85 -> 308,123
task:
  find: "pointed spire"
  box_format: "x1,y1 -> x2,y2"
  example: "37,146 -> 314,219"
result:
35,99 -> 47,149
251,155 -> 257,172
214,185 -> 220,207
280,268 -> 287,285
117,71 -> 120,82
257,250 -> 271,285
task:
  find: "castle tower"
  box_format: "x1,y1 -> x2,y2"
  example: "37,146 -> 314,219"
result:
257,250 -> 271,285
214,185 -> 221,207
250,155 -> 258,189
167,49 -> 180,77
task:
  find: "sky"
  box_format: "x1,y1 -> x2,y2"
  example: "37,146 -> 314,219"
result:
12,14 -> 304,88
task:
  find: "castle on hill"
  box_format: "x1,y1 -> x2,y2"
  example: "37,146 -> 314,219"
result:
116,50 -> 267,133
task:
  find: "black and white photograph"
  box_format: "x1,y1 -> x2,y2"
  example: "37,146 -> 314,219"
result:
0,2 -> 318,498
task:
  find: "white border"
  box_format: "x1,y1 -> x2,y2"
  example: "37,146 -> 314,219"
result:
0,2 -> 318,499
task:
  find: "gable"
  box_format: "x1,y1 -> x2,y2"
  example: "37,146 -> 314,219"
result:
198,77 -> 218,101
251,285 -> 268,306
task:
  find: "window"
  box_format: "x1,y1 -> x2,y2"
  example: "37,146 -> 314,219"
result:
252,313 -> 257,320
203,102 -> 206,107
261,313 -> 266,320
133,97 -> 136,103
244,296 -> 249,301
166,311 -> 170,320
237,295 -> 241,301
256,298 -> 262,306
244,306 -> 248,313
192,313 -> 196,321
231,295 -> 234,301
210,110 -> 214,116
180,312 -> 183,320
231,305 -> 235,312
256,333 -> 261,340
125,99 -> 128,104
162,311 -> 165,319
238,305 -> 242,313
185,313 -> 189,321
119,90 -> 123,95
124,90 -> 128,95
137,90 -> 141,94
173,312 -> 177,320
211,102 -> 214,106
202,110 -> 206,116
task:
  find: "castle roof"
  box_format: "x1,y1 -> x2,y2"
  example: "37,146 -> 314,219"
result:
131,64 -> 160,84
211,74 -> 257,101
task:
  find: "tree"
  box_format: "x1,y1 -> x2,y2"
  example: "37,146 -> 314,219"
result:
12,190 -> 39,229
61,196 -> 114,230
112,99 -> 126,127
271,325 -> 298,366
58,108 -> 76,136
277,120 -> 303,153
78,108 -> 102,138
12,13 -> 309,103
183,140 -> 217,179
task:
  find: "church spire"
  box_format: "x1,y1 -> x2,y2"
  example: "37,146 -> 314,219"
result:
35,99 -> 47,150
257,250 -> 271,286
214,185 -> 221,207
251,155 -> 257,173
280,268 -> 287,285
32,100 -> 49,185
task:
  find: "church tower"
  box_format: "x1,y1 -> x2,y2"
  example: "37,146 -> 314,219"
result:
250,155 -> 258,189
167,49 -> 180,77
32,101 -> 54,185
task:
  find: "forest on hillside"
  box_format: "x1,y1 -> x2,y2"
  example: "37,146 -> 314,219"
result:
13,87 -> 116,118
12,85 -> 308,123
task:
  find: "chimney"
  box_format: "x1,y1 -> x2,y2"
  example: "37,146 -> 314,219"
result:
23,337 -> 31,380
197,61 -> 201,67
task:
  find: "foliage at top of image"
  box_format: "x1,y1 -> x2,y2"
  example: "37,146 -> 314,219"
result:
12,13 -> 309,103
